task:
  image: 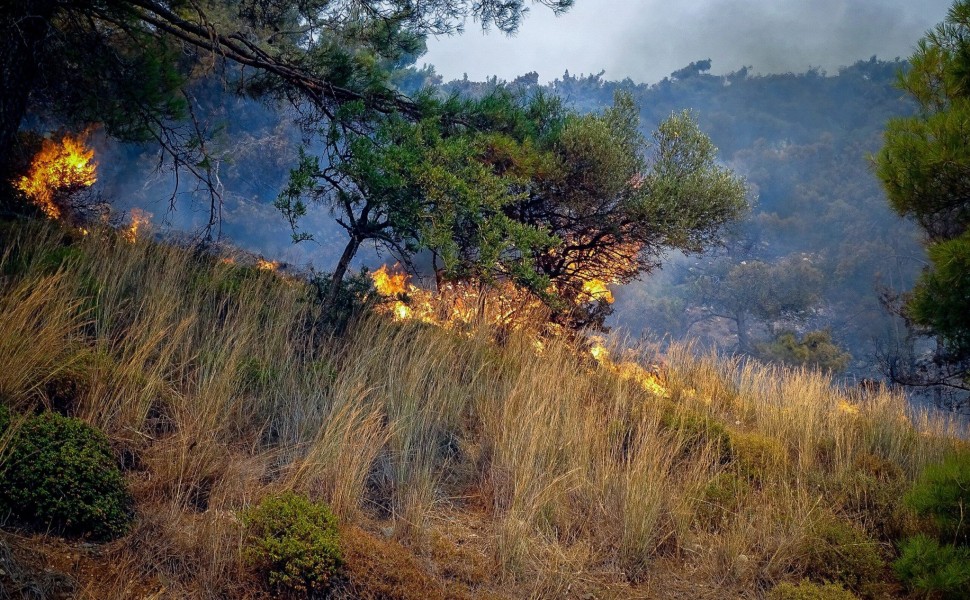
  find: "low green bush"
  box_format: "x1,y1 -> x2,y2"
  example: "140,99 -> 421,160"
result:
696,471 -> 749,529
660,409 -> 732,463
729,430 -> 788,481
802,514 -> 885,593
243,492 -> 343,598
894,534 -> 970,599
0,411 -> 131,539
894,452 -> 970,598
768,580 -> 859,600
906,450 -> 970,543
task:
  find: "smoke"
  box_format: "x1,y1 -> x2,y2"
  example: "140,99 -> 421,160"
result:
423,0 -> 952,83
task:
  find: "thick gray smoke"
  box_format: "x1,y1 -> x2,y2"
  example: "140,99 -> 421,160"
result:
423,0 -> 952,82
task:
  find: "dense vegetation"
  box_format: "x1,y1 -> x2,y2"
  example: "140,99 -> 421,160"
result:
449,58 -> 924,379
876,0 -> 970,393
5,0 -> 970,597
0,219 -> 965,598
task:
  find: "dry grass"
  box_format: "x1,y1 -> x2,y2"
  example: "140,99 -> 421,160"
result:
0,220 -> 965,598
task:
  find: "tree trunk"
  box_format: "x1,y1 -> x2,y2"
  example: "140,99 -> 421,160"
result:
0,0 -> 57,178
736,311 -> 751,352
324,235 -> 361,309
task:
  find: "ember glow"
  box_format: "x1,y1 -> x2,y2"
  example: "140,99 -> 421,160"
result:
257,259 -> 280,272
587,339 -> 669,398
123,209 -> 152,243
369,264 -> 542,328
15,133 -> 97,219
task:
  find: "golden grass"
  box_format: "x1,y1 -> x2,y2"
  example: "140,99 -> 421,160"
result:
0,220 -> 965,598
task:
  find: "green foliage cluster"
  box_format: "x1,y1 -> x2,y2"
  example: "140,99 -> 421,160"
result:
0,411 -> 131,540
243,492 -> 343,598
875,0 -> 970,374
697,471 -> 749,529
802,514 -> 886,594
729,430 -> 788,482
755,330 -> 852,373
768,580 -> 859,600
660,409 -> 732,463
895,535 -> 970,599
893,451 -> 970,597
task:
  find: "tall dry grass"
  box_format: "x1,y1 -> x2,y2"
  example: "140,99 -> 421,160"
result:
0,220 -> 965,598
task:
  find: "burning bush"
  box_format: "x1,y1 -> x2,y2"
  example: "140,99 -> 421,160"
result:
14,132 -> 97,220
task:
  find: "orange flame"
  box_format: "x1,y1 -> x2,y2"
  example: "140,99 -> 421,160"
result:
257,259 -> 280,272
588,338 -> 669,397
15,133 -> 97,219
122,209 -> 152,243
581,279 -> 614,304
372,265 -> 408,296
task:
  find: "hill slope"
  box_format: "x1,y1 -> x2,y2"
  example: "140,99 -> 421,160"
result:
0,221 -> 965,599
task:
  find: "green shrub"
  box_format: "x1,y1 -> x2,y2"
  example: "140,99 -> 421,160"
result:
0,404 -> 9,433
820,454 -> 913,542
697,471 -> 749,529
243,492 -> 343,597
906,451 -> 970,543
0,411 -> 131,539
730,430 -> 788,481
802,514 -> 885,593
894,534 -> 970,599
768,580 -> 859,600
660,409 -> 732,463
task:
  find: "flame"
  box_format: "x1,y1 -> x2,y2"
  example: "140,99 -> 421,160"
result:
588,337 -> 669,397
581,279 -> 614,304
15,132 -> 97,219
122,209 -> 151,243
257,259 -> 280,272
372,265 -> 408,296
590,341 -> 610,362
369,264 -> 544,327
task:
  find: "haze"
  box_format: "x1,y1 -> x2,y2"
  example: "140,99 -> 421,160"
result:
424,0 -> 953,83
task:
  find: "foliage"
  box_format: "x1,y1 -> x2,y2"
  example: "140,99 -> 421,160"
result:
905,450 -> 970,544
768,580 -> 859,600
2,0 -> 573,231
697,471 -> 749,529
755,330 -> 852,373
660,409 -> 733,463
308,269 -> 378,335
729,431 -> 788,481
243,492 -> 343,597
0,411 -> 131,539
894,535 -> 970,599
508,97 -> 748,327
693,256 -> 824,351
801,514 -> 886,592
875,0 -> 970,378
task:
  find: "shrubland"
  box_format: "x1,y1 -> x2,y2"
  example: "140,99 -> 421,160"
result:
0,220 -> 966,598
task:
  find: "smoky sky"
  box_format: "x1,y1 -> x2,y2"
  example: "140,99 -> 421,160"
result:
423,0 -> 953,83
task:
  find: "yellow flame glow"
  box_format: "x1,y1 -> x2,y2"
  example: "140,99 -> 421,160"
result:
15,133 -> 97,219
122,209 -> 151,243
257,259 -> 280,272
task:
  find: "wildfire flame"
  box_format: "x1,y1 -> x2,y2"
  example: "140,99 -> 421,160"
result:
372,265 -> 408,296
15,133 -> 97,219
122,209 -> 152,243
257,259 -> 280,272
588,338 -> 669,398
581,279 -> 614,304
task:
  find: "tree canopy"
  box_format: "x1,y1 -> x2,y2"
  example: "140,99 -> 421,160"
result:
875,0 -> 970,386
4,0 -> 746,328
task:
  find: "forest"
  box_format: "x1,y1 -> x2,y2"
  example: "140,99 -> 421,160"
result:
2,1 -> 970,599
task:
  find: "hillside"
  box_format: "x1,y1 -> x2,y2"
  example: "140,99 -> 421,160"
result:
0,220 -> 966,599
